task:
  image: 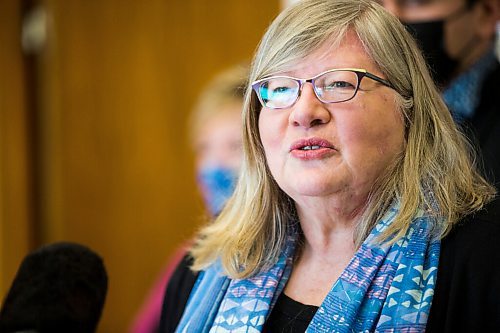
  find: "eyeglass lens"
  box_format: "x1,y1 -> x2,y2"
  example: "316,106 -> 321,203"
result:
258,70 -> 359,109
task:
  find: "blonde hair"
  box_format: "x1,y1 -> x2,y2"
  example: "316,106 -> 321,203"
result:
188,65 -> 248,148
191,0 -> 496,278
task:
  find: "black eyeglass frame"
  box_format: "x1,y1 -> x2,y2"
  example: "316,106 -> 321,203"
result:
251,68 -> 395,109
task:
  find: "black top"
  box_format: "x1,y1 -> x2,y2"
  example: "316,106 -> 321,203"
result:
159,199 -> 500,333
262,293 -> 318,333
159,254 -> 198,333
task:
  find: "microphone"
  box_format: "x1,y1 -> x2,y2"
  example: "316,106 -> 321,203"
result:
0,242 -> 108,333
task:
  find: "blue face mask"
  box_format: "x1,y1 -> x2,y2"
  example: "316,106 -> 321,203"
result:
197,167 -> 238,216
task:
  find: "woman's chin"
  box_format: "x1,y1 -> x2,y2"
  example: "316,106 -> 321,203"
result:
285,181 -> 347,201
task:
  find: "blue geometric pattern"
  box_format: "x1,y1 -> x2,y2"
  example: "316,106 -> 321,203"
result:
175,202 -> 441,332
307,208 -> 440,332
209,235 -> 297,332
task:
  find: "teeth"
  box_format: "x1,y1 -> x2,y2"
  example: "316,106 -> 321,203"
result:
301,145 -> 321,150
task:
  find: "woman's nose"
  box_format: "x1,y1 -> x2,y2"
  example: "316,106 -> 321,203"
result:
289,83 -> 331,128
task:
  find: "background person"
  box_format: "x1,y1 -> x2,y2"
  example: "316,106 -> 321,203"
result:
130,66 -> 247,333
165,0 -> 499,332
380,0 -> 500,188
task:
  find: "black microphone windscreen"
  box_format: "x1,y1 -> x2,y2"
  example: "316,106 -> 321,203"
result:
0,242 -> 108,333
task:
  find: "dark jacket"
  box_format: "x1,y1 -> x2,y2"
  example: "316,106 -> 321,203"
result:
465,60 -> 500,189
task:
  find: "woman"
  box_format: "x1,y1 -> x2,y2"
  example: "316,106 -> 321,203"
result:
166,0 -> 499,332
131,66 -> 247,333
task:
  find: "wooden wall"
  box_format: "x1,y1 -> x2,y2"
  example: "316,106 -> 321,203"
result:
1,0 -> 280,332
0,0 -> 34,298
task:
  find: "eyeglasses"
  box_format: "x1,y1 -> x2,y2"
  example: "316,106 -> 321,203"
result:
251,68 -> 394,109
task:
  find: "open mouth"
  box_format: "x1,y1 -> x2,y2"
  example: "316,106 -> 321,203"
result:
289,138 -> 336,160
299,145 -> 322,151
290,138 -> 335,152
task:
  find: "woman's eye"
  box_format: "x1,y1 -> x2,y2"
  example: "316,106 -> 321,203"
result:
325,81 -> 354,90
272,86 -> 291,94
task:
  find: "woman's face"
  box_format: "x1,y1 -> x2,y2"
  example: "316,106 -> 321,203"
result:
194,103 -> 243,172
194,102 -> 242,215
258,31 -> 405,206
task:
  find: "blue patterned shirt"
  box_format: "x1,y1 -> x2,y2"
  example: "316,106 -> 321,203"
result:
443,50 -> 498,122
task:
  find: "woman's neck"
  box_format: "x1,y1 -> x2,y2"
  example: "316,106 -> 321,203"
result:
285,219 -> 357,306
294,194 -> 364,253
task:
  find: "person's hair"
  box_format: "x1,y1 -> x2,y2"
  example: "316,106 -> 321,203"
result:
190,0 -> 496,278
188,65 -> 248,148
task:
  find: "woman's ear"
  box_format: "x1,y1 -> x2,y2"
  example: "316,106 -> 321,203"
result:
475,0 -> 500,39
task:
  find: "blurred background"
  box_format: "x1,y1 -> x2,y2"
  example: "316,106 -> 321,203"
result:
0,0 -> 281,331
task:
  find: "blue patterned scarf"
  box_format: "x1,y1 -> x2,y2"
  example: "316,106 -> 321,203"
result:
176,202 -> 441,332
